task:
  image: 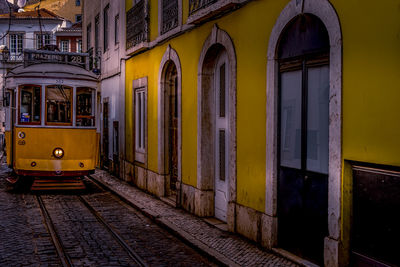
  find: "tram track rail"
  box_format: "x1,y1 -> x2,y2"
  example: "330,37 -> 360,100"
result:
36,193 -> 148,267
77,195 -> 148,267
36,195 -> 72,267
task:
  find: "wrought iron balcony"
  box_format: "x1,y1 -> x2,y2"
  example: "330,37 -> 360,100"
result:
189,0 -> 218,15
87,47 -> 101,74
126,0 -> 149,49
161,0 -> 179,34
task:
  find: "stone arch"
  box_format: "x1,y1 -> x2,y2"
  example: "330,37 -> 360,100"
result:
265,0 -> 342,264
157,45 -> 182,201
197,24 -> 237,229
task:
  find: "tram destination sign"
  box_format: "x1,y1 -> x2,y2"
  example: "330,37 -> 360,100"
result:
24,49 -> 88,69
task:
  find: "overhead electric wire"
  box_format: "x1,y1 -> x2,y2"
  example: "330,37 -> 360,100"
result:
0,1 -> 13,42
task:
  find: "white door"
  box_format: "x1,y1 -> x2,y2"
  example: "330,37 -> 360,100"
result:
214,51 -> 229,222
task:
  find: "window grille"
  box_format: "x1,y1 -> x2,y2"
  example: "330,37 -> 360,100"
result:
189,0 -> 218,15
161,0 -> 178,34
126,0 -> 149,49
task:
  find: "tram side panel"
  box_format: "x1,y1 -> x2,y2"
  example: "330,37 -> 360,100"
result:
5,130 -> 12,167
13,127 -> 97,176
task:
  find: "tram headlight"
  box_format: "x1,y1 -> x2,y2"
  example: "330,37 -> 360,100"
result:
53,147 -> 64,159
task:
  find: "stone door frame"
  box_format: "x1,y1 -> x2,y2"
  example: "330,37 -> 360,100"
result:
265,0 -> 343,265
197,25 -> 237,230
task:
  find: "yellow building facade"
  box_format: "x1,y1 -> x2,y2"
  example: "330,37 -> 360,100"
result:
122,0 -> 400,266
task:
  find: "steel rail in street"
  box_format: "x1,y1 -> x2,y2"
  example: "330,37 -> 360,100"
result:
77,195 -> 148,267
36,195 -> 72,267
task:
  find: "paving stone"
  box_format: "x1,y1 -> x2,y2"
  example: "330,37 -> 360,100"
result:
92,169 -> 299,267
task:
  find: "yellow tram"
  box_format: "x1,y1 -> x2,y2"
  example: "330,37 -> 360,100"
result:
4,49 -> 99,188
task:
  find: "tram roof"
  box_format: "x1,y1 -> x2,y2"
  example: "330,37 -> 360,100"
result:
6,63 -> 99,82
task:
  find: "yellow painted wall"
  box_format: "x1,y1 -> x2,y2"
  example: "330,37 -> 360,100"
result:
25,0 -> 82,22
125,0 -> 400,213
331,0 -> 400,167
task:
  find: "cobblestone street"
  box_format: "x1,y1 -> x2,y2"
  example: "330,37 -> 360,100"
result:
0,161 -> 215,267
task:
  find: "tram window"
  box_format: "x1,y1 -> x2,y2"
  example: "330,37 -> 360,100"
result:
19,85 -> 41,124
76,87 -> 95,127
46,85 -> 72,125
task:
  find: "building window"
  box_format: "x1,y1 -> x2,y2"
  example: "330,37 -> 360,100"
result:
86,23 -> 91,51
76,87 -> 95,127
19,85 -> 41,124
95,14 -> 99,51
77,39 -> 82,53
9,33 -> 23,60
135,88 -> 146,160
103,5 -> 109,52
46,85 -> 72,125
75,0 -> 81,6
126,0 -> 149,49
133,77 -> 147,163
75,14 -> 82,22
161,0 -> 178,34
36,33 -> 51,49
60,40 -> 69,52
114,14 -> 119,45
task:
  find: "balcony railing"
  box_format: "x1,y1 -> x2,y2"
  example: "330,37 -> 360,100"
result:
161,0 -> 178,34
88,47 -> 101,74
126,0 -> 149,49
189,0 -> 218,15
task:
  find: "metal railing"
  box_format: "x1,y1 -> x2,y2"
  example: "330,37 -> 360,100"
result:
126,0 -> 149,49
87,47 -> 101,74
161,0 -> 178,34
189,0 -> 218,15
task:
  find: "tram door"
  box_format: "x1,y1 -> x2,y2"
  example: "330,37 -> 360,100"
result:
164,62 -> 178,196
102,101 -> 109,170
277,14 -> 329,265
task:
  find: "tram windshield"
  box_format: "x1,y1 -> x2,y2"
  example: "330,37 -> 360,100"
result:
46,85 -> 72,125
19,85 -> 41,124
76,87 -> 95,127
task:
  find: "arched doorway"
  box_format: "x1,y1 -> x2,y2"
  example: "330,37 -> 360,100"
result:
277,14 -> 330,264
197,25 -> 237,226
158,46 -> 182,205
163,61 -> 178,198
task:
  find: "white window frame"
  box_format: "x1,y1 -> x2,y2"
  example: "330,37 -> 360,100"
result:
133,77 -> 147,163
9,33 -> 24,61
76,39 -> 82,53
35,33 -> 51,49
60,40 -> 70,52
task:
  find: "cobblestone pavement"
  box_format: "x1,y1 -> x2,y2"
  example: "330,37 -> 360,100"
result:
0,161 -> 215,266
91,170 -> 300,267
0,165 -> 61,267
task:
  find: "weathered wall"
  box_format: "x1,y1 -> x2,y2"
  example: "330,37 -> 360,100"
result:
25,0 -> 82,22
124,0 -> 400,241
